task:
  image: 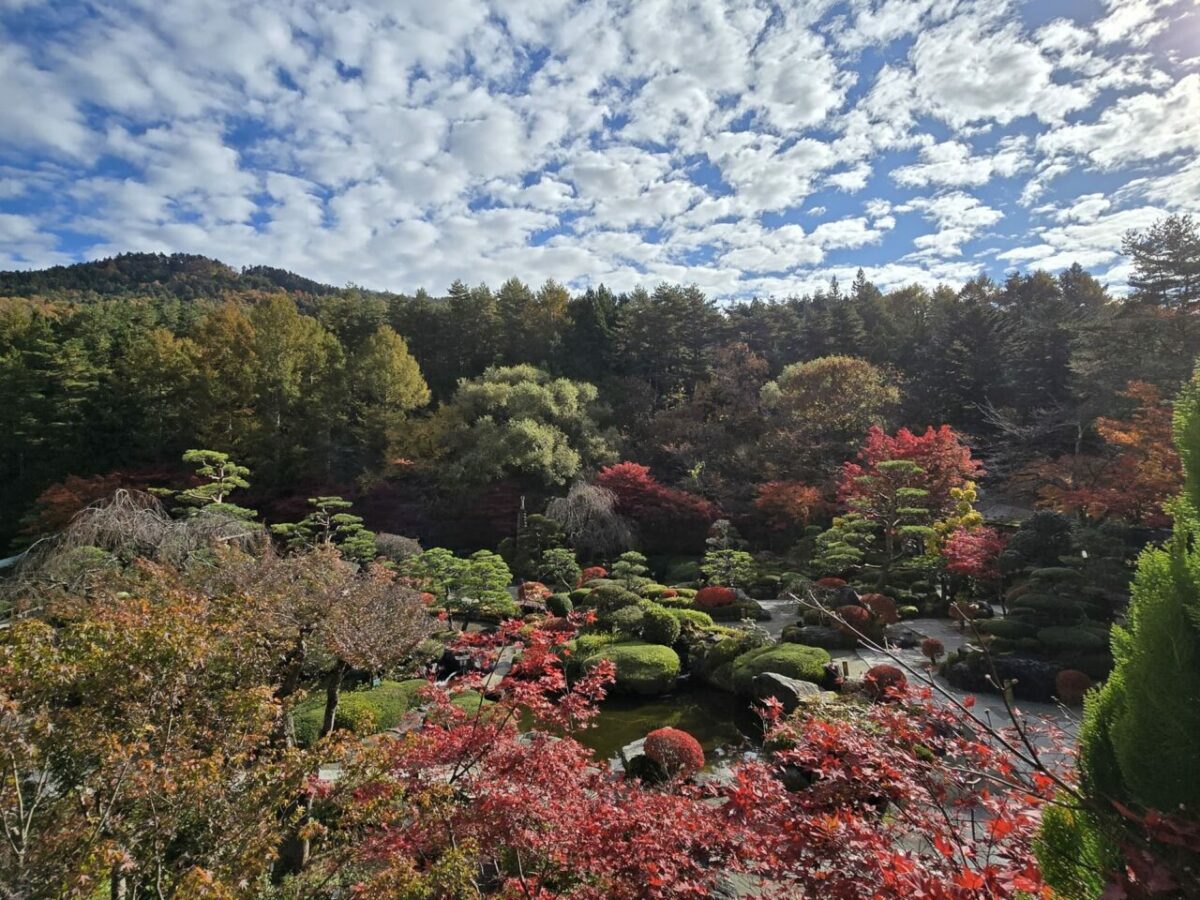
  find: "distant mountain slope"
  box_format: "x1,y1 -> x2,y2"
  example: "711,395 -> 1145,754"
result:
0,252 -> 342,300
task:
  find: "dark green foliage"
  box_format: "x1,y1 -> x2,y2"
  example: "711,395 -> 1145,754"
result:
546,593 -> 573,616
587,583 -> 642,614
271,496 -> 378,564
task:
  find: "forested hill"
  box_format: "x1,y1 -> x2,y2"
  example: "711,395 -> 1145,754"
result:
0,252 -> 343,300
1,215 -> 1197,556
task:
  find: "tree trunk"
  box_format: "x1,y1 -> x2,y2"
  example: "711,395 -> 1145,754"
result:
321,660 -> 348,739
110,866 -> 127,900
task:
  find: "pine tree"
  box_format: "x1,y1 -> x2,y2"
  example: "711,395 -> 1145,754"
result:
272,496 -> 377,564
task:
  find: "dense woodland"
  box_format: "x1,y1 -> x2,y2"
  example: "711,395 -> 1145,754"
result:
2,216 -> 1198,556
1,216 -> 1199,898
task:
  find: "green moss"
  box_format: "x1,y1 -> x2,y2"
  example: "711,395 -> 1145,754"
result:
729,644 -> 831,695
293,679 -> 428,746
583,641 -> 681,695
666,608 -> 714,629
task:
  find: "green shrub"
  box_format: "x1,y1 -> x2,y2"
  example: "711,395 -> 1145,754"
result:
641,605 -> 682,645
1035,797 -> 1117,899
666,608 -> 714,629
729,644 -> 831,695
898,605 -> 920,619
639,583 -> 673,599
589,583 -> 643,614
664,559 -> 701,583
584,642 -> 681,695
575,632 -> 617,658
655,593 -> 695,608
293,679 -> 429,746
1037,626 -> 1109,652
547,593 -> 574,616
975,619 -> 1037,640
709,599 -> 769,622
569,588 -> 592,605
610,605 -> 646,636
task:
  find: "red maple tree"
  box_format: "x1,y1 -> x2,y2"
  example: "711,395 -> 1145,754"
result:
595,462 -> 717,552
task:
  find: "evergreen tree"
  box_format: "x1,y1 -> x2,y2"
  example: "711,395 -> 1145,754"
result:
272,496 -> 377,564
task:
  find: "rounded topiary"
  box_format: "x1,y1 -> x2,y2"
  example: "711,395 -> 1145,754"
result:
836,604 -> 871,637
1055,669 -> 1094,706
585,642 -> 682,695
976,619 -> 1037,640
640,605 -> 682,645
898,605 -> 920,619
695,586 -> 736,609
1037,626 -> 1109,653
921,637 -> 945,664
643,727 -> 705,779
590,583 -> 643,614
569,588 -> 593,605
729,643 -> 831,695
610,604 -> 646,636
864,664 -> 907,701
547,593 -> 574,616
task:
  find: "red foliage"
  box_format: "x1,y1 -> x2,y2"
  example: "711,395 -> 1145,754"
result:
921,637 -> 945,663
839,425 -> 983,516
419,591 -> 437,605
577,566 -> 608,586
595,462 -> 717,552
1055,669 -> 1094,706
1033,381 -> 1181,527
753,481 -> 827,532
643,727 -> 705,780
659,588 -> 678,598
816,576 -> 848,588
943,526 -> 1008,582
836,604 -> 871,636
321,617 -> 1068,898
860,593 -> 899,625
694,586 -> 736,609
864,664 -> 908,700
517,581 -> 552,604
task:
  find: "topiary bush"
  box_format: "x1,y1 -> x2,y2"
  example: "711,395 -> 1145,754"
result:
640,605 -> 682,646
835,604 -> 872,638
975,618 -> 1037,640
547,593 -> 574,616
609,604 -> 646,636
864,664 -> 907,701
1037,625 -> 1109,653
589,583 -> 643,614
729,644 -> 831,695
694,586 -> 736,609
921,637 -> 944,664
1054,669 -> 1094,706
584,641 -> 681,695
643,727 -> 705,779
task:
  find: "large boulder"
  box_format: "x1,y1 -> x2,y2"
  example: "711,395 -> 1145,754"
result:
730,644 -> 831,695
752,671 -> 822,713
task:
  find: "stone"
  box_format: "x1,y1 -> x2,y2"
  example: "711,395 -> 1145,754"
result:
781,624 -> 856,650
752,671 -> 822,713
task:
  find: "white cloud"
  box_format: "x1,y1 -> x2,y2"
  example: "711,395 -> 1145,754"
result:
0,0 -> 1194,299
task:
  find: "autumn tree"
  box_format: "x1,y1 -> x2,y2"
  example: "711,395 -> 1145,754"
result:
1033,381 -> 1181,527
595,461 -> 717,554
760,355 -> 900,478
544,482 -> 633,561
346,325 -> 430,470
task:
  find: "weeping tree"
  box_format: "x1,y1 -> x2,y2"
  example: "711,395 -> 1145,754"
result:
545,482 -> 633,561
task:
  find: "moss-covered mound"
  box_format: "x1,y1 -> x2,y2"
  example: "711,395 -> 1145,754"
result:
583,641 -> 681,695
729,644 -> 831,695
293,678 -> 485,746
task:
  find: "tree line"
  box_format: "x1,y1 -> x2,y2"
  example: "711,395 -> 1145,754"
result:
1,215 -> 1197,553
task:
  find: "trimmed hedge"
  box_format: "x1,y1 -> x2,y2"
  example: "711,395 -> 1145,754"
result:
547,593 -> 574,616
640,605 -> 682,645
975,618 -> 1038,640
589,583 -> 643,614
584,641 -> 681,695
1037,625 -> 1109,653
729,644 -> 830,695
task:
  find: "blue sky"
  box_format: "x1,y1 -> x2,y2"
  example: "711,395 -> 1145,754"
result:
1,0 -> 1198,298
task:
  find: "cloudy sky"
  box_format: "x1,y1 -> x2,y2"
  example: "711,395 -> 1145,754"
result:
1,0 -> 1198,298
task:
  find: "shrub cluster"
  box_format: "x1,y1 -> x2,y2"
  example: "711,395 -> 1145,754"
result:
643,727 -> 705,779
